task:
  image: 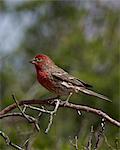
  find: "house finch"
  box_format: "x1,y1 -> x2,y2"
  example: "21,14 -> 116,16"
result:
30,54 -> 111,102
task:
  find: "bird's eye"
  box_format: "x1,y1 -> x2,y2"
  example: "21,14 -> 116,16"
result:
35,58 -> 43,62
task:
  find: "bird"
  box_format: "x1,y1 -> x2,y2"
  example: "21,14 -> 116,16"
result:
30,54 -> 111,102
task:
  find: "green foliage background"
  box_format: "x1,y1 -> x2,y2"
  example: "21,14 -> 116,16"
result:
0,0 -> 120,149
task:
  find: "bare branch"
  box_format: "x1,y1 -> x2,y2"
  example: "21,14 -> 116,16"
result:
12,94 -> 40,132
22,132 -> 37,150
22,100 -> 60,133
94,118 -> 105,150
0,131 -> 24,150
86,126 -> 94,150
0,98 -> 119,127
0,97 -> 119,150
69,136 -> 79,150
45,100 -> 60,133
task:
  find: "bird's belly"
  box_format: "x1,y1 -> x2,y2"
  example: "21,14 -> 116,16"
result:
37,75 -> 74,96
37,76 -> 55,92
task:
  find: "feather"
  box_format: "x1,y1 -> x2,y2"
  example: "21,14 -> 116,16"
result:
79,88 -> 111,102
52,72 -> 92,88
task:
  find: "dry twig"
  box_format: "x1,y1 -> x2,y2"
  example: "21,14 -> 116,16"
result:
0,98 -> 119,127
69,136 -> 79,150
94,118 -> 105,150
86,126 -> 94,150
0,97 -> 120,149
0,131 -> 24,150
23,99 -> 60,133
12,94 -> 40,132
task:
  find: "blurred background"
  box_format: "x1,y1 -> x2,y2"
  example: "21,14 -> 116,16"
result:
0,0 -> 120,149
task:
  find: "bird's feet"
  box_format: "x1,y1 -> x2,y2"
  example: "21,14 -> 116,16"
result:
63,92 -> 73,106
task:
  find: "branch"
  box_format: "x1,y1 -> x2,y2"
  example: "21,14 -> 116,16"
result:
86,126 -> 94,150
0,98 -> 120,127
12,94 -> 40,132
69,136 -> 79,150
0,131 -> 24,150
94,118 -> 106,150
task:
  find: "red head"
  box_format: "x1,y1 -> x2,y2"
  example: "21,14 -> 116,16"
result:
30,54 -> 55,70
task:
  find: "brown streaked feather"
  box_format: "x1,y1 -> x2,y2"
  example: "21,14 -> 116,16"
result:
78,88 -> 111,102
52,72 -> 92,88
52,72 -> 111,102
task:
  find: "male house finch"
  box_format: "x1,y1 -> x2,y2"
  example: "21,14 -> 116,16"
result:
30,54 -> 111,102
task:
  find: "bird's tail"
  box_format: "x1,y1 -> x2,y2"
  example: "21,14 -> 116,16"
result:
79,88 -> 111,102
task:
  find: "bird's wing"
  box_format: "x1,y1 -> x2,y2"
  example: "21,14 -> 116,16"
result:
52,69 -> 111,102
52,71 -> 92,88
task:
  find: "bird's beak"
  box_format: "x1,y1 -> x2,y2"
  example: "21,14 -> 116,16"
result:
29,58 -> 36,64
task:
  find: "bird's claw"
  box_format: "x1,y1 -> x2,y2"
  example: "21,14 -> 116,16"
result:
63,100 -> 69,106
